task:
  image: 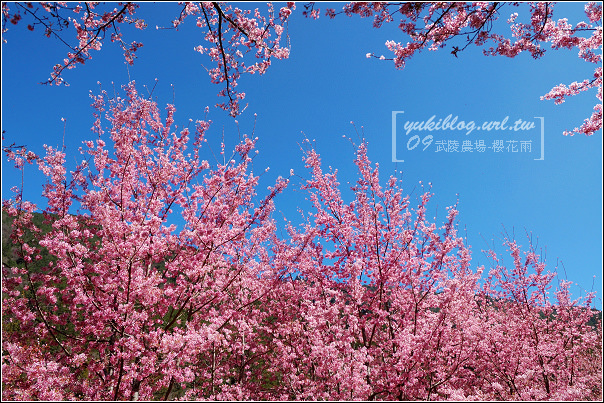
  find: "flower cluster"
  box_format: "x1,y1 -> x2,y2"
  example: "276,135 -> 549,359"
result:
2,2 -> 145,86
185,2 -> 294,116
2,84 -> 601,400
2,2 -> 293,117
2,2 -> 601,131
308,2 -> 602,136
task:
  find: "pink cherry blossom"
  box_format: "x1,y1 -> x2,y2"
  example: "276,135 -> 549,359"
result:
3,2 -> 600,130
308,2 -> 602,136
3,84 -> 601,399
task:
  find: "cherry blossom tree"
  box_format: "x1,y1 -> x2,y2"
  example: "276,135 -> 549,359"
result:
469,235 -> 601,400
2,2 -> 601,134
260,140 -> 601,400
261,142 -> 484,400
2,83 -> 601,400
2,82 -> 291,400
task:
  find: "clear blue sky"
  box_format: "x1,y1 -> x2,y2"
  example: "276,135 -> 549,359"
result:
2,2 -> 602,307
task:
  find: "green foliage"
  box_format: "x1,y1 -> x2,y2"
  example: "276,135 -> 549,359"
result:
2,210 -> 56,269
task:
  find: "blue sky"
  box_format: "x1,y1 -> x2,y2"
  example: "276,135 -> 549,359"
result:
2,2 -> 602,307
